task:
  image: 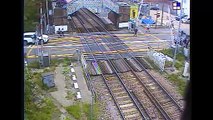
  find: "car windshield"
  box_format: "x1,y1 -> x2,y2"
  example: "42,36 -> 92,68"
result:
24,35 -> 33,38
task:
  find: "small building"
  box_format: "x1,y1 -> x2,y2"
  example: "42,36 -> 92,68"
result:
42,72 -> 55,88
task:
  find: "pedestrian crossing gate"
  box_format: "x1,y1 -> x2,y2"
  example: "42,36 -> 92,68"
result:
147,48 -> 166,71
67,0 -> 119,15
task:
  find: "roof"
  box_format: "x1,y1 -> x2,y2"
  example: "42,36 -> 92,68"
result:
116,2 -> 130,6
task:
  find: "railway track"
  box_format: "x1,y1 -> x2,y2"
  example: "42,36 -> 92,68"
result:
72,8 -> 148,120
79,8 -> 184,119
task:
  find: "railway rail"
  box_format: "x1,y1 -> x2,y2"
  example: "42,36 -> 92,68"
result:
78,7 -> 182,119
72,8 -> 184,120
72,8 -> 148,120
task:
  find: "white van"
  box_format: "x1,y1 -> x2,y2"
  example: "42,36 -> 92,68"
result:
23,32 -> 49,46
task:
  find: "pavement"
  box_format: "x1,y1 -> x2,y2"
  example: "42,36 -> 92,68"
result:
149,10 -> 190,35
74,63 -> 92,103
50,65 -> 73,107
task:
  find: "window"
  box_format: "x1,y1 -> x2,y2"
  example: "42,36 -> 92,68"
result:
24,35 -> 33,38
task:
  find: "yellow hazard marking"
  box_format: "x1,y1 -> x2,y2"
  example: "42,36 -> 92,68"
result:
26,45 -> 35,57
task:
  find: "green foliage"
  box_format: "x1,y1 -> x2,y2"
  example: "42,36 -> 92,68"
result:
159,48 -> 185,70
66,102 -> 100,120
28,61 -> 40,69
159,49 -> 173,57
25,68 -> 59,120
174,61 -> 184,70
24,0 -> 41,32
62,67 -> 70,75
66,104 -> 81,119
167,74 -> 187,96
165,61 -> 173,67
50,59 -> 63,67
43,67 -> 56,73
65,91 -> 75,100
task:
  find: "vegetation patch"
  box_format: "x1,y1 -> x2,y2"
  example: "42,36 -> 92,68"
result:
166,74 -> 187,96
28,61 -> 40,69
25,68 -> 60,120
66,102 -> 100,120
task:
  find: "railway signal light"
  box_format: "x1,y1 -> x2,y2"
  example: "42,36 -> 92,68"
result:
172,1 -> 181,10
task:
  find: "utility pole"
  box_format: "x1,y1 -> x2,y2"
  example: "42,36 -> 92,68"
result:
46,0 -> 50,34
172,0 -> 183,71
40,2 -> 44,67
161,2 -> 164,26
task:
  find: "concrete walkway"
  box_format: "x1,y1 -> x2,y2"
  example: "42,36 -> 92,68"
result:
50,65 -> 73,107
74,63 -> 92,103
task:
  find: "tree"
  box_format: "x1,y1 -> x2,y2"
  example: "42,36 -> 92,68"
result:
24,0 -> 42,32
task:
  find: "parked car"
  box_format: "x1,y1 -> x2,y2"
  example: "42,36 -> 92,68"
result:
23,32 -> 49,46
175,15 -> 188,21
181,17 -> 190,24
150,6 -> 160,10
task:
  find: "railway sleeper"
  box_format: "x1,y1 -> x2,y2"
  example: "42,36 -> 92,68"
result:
124,113 -> 141,120
124,111 -> 141,118
171,114 -> 181,119
158,99 -> 171,104
163,103 -> 175,109
151,90 -> 163,95
108,83 -> 121,88
112,88 -> 124,93
116,95 -> 129,100
113,91 -> 127,96
118,100 -> 132,105
120,103 -> 134,109
122,107 -> 138,114
152,93 -> 167,99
